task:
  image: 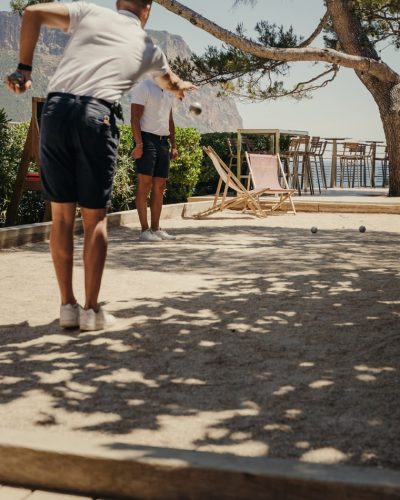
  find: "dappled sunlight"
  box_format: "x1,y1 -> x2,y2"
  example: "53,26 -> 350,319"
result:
273,385 -> 296,396
295,441 -> 311,449
0,221 -> 399,470
264,423 -> 292,433
354,364 -> 396,383
171,378 -> 206,385
308,380 -> 334,389
285,409 -> 303,419
300,447 -> 349,465
95,369 -> 160,388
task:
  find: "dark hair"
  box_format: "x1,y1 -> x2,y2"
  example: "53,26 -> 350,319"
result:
129,0 -> 152,7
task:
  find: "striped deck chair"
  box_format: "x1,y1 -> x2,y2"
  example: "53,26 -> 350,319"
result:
193,146 -> 271,218
245,153 -> 297,214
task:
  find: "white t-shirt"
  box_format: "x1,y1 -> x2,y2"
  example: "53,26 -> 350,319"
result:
130,78 -> 173,136
47,3 -> 170,102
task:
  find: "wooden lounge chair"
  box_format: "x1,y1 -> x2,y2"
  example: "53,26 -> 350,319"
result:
193,146 -> 270,218
245,153 -> 297,214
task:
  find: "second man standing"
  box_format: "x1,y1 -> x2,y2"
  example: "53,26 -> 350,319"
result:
130,77 -> 177,242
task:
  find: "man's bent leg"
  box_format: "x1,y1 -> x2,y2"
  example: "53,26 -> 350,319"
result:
136,173 -> 153,231
150,176 -> 167,231
81,207 -> 108,311
50,202 -> 77,305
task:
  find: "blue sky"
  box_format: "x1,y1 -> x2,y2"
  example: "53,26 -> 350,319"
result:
1,0 -> 399,140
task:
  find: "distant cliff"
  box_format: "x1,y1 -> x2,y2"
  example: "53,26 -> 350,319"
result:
0,11 -> 243,132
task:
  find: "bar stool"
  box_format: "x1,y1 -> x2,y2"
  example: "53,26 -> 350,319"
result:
374,144 -> 389,187
288,137 -> 313,195
304,137 -> 328,193
280,137 -> 301,191
338,142 -> 367,188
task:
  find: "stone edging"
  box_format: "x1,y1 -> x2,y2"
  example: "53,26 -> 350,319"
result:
1,198 -> 399,249
0,201 -> 211,249
0,429 -> 399,500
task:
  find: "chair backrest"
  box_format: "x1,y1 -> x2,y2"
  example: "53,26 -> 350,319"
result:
246,153 -> 285,190
309,136 -> 320,151
203,146 -> 245,194
286,136 -> 309,155
309,138 -> 327,156
287,136 -> 302,154
342,142 -> 366,156
227,137 -> 255,154
375,143 -> 388,161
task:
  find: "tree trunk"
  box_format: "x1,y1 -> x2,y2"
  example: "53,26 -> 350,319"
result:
326,0 -> 400,196
382,108 -> 400,197
358,80 -> 400,196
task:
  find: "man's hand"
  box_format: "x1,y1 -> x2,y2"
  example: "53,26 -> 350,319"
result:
155,73 -> 198,101
5,69 -> 32,94
171,81 -> 197,101
132,143 -> 143,160
171,147 -> 178,160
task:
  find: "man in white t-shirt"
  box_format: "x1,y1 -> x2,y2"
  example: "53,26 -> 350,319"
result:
5,0 -> 195,331
130,78 -> 177,242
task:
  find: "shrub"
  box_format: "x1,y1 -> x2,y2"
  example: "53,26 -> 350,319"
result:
164,127 -> 202,204
198,132 -> 235,195
111,124 -> 136,212
0,116 -> 37,226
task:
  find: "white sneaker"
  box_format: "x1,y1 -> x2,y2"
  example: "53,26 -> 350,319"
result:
79,306 -> 116,331
153,229 -> 176,240
60,303 -> 80,328
139,229 -> 162,242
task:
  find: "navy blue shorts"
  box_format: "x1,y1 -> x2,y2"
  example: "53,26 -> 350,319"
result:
40,92 -> 120,209
135,131 -> 170,178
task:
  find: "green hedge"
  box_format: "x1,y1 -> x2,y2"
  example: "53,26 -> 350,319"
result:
0,115 -> 41,225
198,132 -> 235,195
0,118 -> 202,226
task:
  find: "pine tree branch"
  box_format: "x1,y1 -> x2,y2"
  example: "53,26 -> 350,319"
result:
154,0 -> 400,83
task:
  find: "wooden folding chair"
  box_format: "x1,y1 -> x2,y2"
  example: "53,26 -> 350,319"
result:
245,153 -> 297,214
193,146 -> 270,218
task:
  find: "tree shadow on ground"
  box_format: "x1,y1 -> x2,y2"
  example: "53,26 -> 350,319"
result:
0,224 -> 399,470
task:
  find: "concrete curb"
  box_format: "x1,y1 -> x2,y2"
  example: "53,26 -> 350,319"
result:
0,201 -> 212,249
1,197 -> 399,249
0,429 -> 399,500
188,196 -> 400,214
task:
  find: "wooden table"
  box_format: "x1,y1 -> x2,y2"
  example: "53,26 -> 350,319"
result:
322,137 -> 350,188
236,128 -> 309,181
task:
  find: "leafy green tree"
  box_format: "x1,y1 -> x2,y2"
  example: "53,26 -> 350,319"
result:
155,0 -> 400,196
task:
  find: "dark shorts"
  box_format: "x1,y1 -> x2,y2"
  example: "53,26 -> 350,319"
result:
40,92 -> 120,209
135,131 -> 170,178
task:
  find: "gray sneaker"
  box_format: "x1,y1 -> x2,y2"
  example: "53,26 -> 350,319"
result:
79,306 -> 116,331
139,229 -> 162,242
153,229 -> 176,240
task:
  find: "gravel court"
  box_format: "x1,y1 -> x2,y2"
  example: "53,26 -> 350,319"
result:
0,212 -> 399,470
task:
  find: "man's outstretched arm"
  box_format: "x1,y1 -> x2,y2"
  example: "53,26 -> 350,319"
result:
154,71 -> 197,100
6,2 -> 70,94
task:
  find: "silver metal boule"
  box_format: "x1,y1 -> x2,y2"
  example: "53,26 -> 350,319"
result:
189,102 -> 202,115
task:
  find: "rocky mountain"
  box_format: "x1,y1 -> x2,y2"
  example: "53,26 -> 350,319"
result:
0,11 -> 243,132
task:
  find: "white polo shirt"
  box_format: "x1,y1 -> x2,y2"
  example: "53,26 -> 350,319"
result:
47,2 -> 170,102
130,78 -> 173,137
